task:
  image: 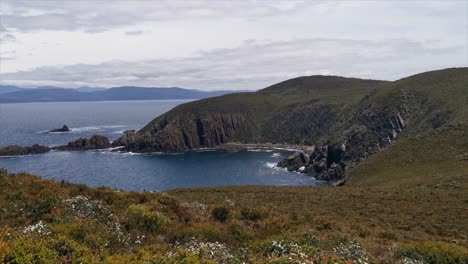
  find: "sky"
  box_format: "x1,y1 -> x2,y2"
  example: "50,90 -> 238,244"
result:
0,0 -> 466,90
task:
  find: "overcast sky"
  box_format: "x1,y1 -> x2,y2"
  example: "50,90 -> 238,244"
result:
0,0 -> 466,90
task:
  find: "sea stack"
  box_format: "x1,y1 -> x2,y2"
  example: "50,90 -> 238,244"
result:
49,125 -> 71,133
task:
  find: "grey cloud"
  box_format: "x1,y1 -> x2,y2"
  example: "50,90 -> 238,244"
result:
125,30 -> 144,36
0,38 -> 464,89
1,0 -> 311,32
0,33 -> 16,42
0,50 -> 16,61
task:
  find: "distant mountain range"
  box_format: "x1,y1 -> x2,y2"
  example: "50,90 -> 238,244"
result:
0,85 -> 251,103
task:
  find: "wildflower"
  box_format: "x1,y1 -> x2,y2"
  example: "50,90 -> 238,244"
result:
23,221 -> 51,236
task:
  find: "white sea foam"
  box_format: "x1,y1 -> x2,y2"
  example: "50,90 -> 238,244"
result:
265,162 -> 277,168
271,152 -> 281,157
0,154 -> 31,158
70,125 -> 128,133
38,125 -> 131,134
247,149 -> 274,152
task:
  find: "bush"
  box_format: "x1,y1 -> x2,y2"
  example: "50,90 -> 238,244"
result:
228,224 -> 247,242
212,207 -> 230,222
126,204 -> 169,234
240,207 -> 263,221
23,196 -> 58,222
196,223 -> 224,242
52,235 -> 89,262
399,241 -> 468,264
4,236 -> 57,264
0,168 -> 7,177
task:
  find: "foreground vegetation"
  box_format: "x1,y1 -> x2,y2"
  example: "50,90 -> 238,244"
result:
0,168 -> 466,263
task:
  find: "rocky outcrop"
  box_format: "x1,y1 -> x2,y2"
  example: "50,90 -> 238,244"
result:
0,144 -> 50,156
277,151 -> 310,171
277,103 -> 411,184
114,113 -> 251,152
49,125 -> 70,133
277,144 -> 347,184
0,135 -> 111,156
56,135 -> 110,151
342,104 -> 410,166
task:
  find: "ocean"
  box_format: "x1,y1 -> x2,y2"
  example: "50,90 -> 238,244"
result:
0,100 -> 325,191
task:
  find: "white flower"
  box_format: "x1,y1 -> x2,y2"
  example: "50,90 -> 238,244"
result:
23,221 -> 51,236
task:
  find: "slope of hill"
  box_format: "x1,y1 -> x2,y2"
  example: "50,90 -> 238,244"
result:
114,67 -> 468,187
0,86 -> 245,103
0,88 -> 86,103
1,169 -> 466,263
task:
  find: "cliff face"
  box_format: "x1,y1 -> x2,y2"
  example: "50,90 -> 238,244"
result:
114,112 -> 253,152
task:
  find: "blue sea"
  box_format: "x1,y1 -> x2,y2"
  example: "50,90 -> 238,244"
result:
0,100 -> 324,191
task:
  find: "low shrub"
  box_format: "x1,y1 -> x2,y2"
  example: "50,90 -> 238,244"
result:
126,204 -> 169,234
399,241 -> 468,264
212,207 -> 230,222
228,224 -> 248,242
3,236 -> 57,264
240,207 -> 263,221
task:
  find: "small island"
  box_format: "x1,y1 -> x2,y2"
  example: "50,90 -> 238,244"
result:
48,125 -> 70,133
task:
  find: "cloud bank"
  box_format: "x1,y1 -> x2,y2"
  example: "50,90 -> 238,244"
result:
0,1 -> 466,90
1,38 -> 463,89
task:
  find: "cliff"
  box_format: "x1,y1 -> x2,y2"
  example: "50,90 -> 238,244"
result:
113,76 -> 386,152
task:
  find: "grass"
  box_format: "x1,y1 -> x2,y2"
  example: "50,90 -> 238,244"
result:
349,122 -> 468,188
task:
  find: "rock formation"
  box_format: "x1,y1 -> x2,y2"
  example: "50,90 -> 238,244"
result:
0,144 -> 50,156
0,135 -> 111,156
113,113 -> 251,152
49,125 -> 70,133
55,135 -> 111,151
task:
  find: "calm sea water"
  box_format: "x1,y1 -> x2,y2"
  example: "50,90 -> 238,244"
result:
0,100 -> 324,190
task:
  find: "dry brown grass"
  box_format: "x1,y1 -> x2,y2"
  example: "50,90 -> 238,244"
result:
169,185 -> 468,250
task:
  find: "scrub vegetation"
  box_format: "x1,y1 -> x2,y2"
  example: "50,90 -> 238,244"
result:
0,169 -> 466,263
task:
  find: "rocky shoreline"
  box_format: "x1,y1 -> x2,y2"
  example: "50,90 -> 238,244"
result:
0,135 -> 112,157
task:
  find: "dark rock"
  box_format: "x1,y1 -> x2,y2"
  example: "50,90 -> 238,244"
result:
277,151 -> 308,171
327,143 -> 346,166
111,130 -> 137,147
49,125 -> 70,133
316,163 -> 345,182
0,144 -> 50,156
56,135 -> 110,150
277,142 -> 348,183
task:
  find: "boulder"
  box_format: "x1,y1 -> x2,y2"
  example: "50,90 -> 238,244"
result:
277,151 -> 308,171
316,163 -> 345,182
49,125 -> 70,133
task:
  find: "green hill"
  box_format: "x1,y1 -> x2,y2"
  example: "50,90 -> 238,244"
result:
114,67 -> 468,187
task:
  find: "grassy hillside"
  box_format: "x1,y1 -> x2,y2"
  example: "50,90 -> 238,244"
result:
348,68 -> 468,187
1,170 -> 467,263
